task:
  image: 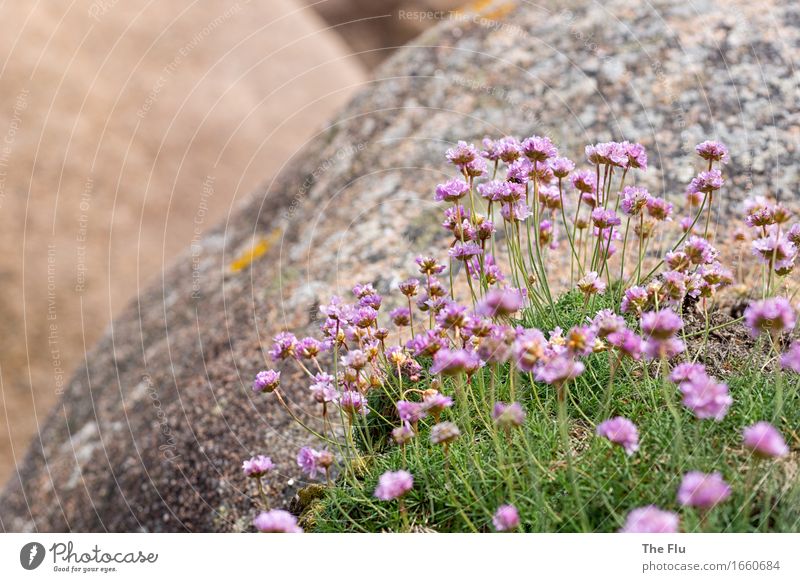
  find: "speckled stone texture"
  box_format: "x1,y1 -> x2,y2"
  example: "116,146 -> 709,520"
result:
2,0 -> 798,531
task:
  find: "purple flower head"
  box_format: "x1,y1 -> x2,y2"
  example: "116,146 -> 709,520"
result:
641,309 -> 683,341
624,141 -> 648,170
421,391 -> 453,417
751,232 -> 797,273
538,186 -> 561,210
446,140 -> 478,166
493,504 -> 520,532
435,178 -> 470,203
296,337 -> 324,359
607,329 -> 644,360
242,455 -> 274,478
596,417 -> 639,455
690,169 -> 724,193
358,292 -> 382,310
406,329 -> 446,357
665,251 -> 691,273
565,325 -> 598,357
500,200 -> 531,222
492,401 -> 526,429
781,341 -> 800,373
570,169 -> 596,194
390,306 -> 411,327
506,158 -> 533,183
310,372 -> 338,404
513,328 -> 547,372
684,236 -> 719,265
430,421 -> 461,445
396,400 -> 427,424
679,374 -> 732,421
398,278 -> 420,297
463,157 -> 487,178
269,331 -> 298,361
339,390 -> 369,417
620,285 -> 649,314
253,369 -> 281,394
430,348 -> 481,376
353,306 -> 378,329
449,241 -> 483,261
670,363 -> 707,384
253,509 -> 302,533
577,271 -> 607,296
374,469 -> 414,501
549,156 -> 575,178
477,180 -> 508,202
646,197 -> 673,221
297,446 -> 333,479
436,302 -> 468,330
644,337 -> 685,360
482,136 -> 522,162
535,355 -> 585,386
744,297 -> 796,338
745,206 -> 775,228
593,309 -> 626,338
620,506 -> 679,533
586,142 -> 628,167
415,255 -> 446,276
477,288 -> 523,318
521,135 -> 558,162
620,186 -> 650,216
743,422 -> 789,459
677,471 -> 731,509
787,223 -> 800,246
591,207 -> 621,229
392,424 -> 415,445
695,140 -> 729,164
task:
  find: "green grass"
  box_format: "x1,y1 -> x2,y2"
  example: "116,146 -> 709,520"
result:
301,290 -> 800,532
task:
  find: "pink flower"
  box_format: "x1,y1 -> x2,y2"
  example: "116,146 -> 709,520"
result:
596,417 -> 639,455
492,402 -> 527,429
493,504 -> 520,531
374,470 -> 414,501
252,369 -> 280,393
620,506 -> 679,533
477,288 -> 523,318
743,422 -> 789,459
744,297 -> 796,338
695,140 -> 729,164
677,471 -> 731,509
242,455 -> 274,478
781,341 -> 800,373
253,509 -> 302,533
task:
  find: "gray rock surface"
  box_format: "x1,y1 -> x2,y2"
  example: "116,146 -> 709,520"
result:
2,0 -> 798,531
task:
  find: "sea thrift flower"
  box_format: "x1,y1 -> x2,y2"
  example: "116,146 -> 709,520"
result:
570,169 -> 596,193
242,455 -> 274,478
297,446 -> 333,479
624,141 -> 648,170
641,309 -> 683,340
339,390 -> 369,417
596,417 -> 639,455
390,306 -> 411,327
689,169 -> 724,194
374,470 -> 414,501
253,510 -> 303,533
606,329 -> 644,360
646,197 -> 673,221
670,363 -> 706,384
296,337 -> 324,359
744,297 -> 796,338
677,472 -> 731,509
392,424 -> 415,445
679,374 -> 732,421
620,506 -> 679,533
695,140 -> 729,164
577,271 -> 606,296
399,278 -> 419,297
549,156 -> 575,178
781,341 -> 800,373
593,309 -> 626,337
522,135 -> 558,161
492,402 -> 526,429
396,400 -> 427,424
514,328 -> 547,372
309,372 -> 338,404
446,140 -> 478,166
269,331 -> 298,360
621,186 -> 649,216
621,286 -> 649,314
684,236 -> 718,265
435,178 -> 470,202
536,355 -> 585,386
430,348 -> 481,376
743,422 -> 789,458
751,233 -> 797,272
252,369 -> 280,393
421,391 -> 454,419
493,504 -> 520,532
416,255 -> 446,276
591,208 -> 621,229
477,288 -> 523,318
430,421 -> 461,445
